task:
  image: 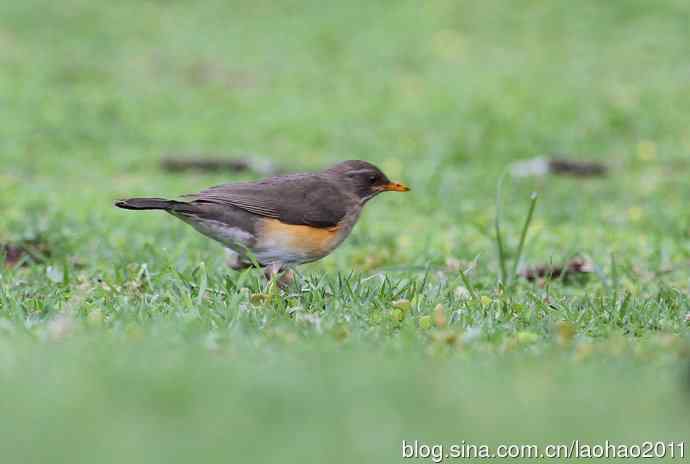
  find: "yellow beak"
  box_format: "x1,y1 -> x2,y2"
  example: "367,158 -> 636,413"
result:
381,182 -> 410,192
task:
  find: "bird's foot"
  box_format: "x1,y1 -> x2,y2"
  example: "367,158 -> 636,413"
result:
277,269 -> 295,289
264,263 -> 294,290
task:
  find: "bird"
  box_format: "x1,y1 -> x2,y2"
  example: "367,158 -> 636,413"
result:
115,160 -> 409,284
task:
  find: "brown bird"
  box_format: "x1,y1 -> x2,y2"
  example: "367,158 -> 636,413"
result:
115,160 -> 409,282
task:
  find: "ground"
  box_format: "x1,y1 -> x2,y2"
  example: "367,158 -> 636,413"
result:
1,1 -> 689,462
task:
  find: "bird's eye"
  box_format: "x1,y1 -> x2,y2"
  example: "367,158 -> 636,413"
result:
368,175 -> 378,183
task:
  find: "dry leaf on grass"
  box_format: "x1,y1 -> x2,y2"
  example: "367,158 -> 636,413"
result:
520,257 -> 593,284
511,157 -> 607,178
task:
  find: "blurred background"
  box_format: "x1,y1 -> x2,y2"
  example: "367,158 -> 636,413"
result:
2,0 -> 689,276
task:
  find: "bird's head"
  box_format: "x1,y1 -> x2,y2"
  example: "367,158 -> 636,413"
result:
328,160 -> 410,202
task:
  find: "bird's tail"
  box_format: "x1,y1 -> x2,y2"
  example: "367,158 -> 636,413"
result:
115,197 -> 180,211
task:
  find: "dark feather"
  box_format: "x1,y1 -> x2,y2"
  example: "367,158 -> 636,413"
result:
189,173 -> 352,228
115,198 -> 176,210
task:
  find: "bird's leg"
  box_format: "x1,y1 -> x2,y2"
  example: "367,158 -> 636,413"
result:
277,268 -> 295,289
225,249 -> 251,270
263,262 -> 294,289
263,262 -> 283,282
225,249 -> 240,269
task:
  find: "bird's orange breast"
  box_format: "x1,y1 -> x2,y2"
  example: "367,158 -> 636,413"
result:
255,218 -> 345,263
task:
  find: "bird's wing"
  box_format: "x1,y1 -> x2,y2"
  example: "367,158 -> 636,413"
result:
188,174 -> 350,228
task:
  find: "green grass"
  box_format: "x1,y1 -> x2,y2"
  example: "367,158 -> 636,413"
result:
1,0 -> 690,462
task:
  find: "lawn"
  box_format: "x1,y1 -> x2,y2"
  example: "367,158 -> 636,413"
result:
1,0 -> 689,462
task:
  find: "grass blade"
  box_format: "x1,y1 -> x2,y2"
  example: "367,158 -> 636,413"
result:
458,267 -> 479,302
494,172 -> 509,285
508,191 -> 538,287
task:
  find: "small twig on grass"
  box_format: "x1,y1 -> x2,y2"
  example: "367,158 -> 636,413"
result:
161,156 -> 286,176
548,158 -> 608,177
1,240 -> 52,268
